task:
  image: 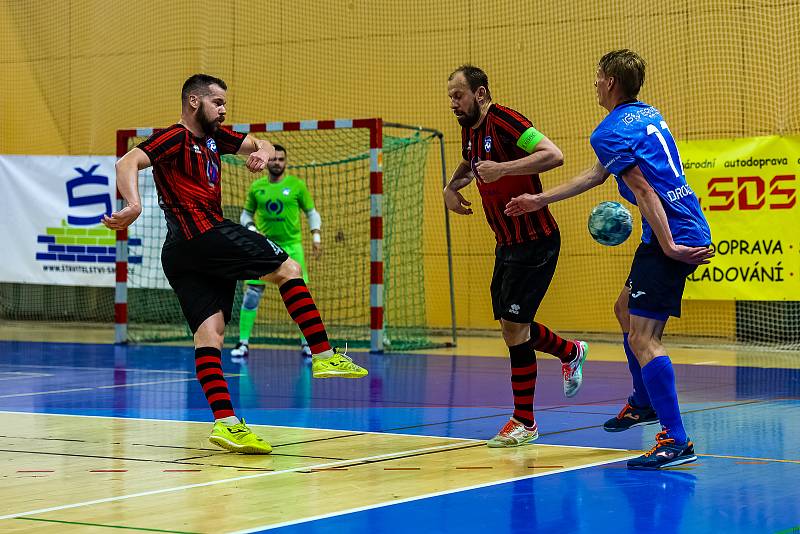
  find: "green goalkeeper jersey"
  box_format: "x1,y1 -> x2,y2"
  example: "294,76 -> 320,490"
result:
244,175 -> 314,245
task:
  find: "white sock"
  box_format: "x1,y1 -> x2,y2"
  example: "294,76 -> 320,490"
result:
315,349 -> 334,358
216,416 -> 240,425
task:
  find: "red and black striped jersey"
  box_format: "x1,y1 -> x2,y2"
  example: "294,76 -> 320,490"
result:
461,104 -> 558,246
137,124 -> 246,241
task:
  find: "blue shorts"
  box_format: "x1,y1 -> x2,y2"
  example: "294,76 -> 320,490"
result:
627,241 -> 698,321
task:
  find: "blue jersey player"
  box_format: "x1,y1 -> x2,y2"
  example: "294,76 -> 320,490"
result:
504,49 -> 714,469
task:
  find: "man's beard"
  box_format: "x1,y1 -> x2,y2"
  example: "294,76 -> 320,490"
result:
268,164 -> 284,178
457,102 -> 481,127
197,102 -> 220,135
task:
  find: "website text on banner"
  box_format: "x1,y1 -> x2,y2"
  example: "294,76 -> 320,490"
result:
679,135 -> 798,301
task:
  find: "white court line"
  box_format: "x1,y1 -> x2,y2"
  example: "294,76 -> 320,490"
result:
229,453 -> 640,533
692,361 -> 719,365
0,440 -> 479,521
0,364 -> 192,374
0,411 -> 632,453
0,378 -> 199,399
0,372 -> 52,381
0,412 -> 638,527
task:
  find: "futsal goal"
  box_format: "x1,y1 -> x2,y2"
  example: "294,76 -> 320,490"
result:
114,119 -> 456,353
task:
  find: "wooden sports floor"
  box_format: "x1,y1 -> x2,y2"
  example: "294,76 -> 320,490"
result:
0,334 -> 798,533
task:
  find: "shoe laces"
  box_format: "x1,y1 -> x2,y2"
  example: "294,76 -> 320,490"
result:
498,419 -> 519,436
643,430 -> 675,457
562,363 -> 573,380
616,403 -> 633,420
333,344 -> 353,362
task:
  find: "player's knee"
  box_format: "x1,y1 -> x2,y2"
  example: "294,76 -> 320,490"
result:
501,321 -> 529,346
279,258 -> 302,280
194,319 -> 225,348
242,284 -> 264,310
262,258 -> 302,285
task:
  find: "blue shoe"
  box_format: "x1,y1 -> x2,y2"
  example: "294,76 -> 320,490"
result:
603,397 -> 659,432
628,430 -> 697,470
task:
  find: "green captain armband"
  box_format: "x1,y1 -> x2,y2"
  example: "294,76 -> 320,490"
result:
517,127 -> 545,153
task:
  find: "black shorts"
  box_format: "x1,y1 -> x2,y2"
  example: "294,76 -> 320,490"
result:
161,219 -> 289,333
627,241 -> 698,321
491,233 -> 560,323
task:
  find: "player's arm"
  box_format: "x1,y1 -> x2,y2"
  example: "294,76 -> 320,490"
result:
443,159 -> 474,215
305,208 -> 322,257
240,209 -> 258,232
505,160 -> 610,216
240,184 -> 259,232
102,148 -> 151,230
475,136 -> 563,183
237,134 -> 276,173
621,165 -> 714,265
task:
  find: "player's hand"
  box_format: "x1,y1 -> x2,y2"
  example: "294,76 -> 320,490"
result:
102,203 -> 142,230
312,240 -> 322,259
665,244 -> 715,265
443,187 -> 473,215
504,194 -> 546,216
246,145 -> 275,173
473,160 -> 505,183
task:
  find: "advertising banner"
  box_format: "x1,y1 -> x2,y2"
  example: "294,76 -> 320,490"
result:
679,135 -> 799,300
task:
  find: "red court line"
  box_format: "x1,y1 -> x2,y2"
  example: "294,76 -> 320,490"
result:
455,466 -> 493,470
383,467 -> 421,471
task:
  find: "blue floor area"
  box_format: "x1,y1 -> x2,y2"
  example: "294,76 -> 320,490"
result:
1,340 -> 799,533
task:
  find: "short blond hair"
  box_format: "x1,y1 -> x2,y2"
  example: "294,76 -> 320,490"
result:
599,49 -> 646,99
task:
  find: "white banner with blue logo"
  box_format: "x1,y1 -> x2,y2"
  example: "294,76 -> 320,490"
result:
0,155 -> 121,287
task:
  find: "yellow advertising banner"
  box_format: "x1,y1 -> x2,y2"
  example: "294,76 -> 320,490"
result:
678,135 -> 799,300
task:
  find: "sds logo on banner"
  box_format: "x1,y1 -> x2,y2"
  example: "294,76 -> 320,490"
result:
704,175 -> 796,211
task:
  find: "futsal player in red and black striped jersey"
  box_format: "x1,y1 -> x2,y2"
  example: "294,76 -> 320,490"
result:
444,65 -> 589,447
103,74 -> 367,455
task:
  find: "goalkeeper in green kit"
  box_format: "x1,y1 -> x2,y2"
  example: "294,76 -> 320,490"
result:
231,144 -> 322,362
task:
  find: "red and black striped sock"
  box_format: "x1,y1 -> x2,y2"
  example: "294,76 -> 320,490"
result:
509,341 -> 537,428
530,322 -> 576,364
279,279 -> 332,355
195,347 -> 235,420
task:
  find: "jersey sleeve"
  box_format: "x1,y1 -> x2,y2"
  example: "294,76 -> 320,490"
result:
460,127 -> 470,161
214,127 -> 247,155
590,127 -> 636,177
243,184 -> 257,214
136,126 -> 184,164
492,106 -> 544,153
298,180 -> 315,212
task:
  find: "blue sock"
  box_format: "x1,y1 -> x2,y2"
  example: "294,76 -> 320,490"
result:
641,356 -> 687,443
624,333 -> 651,408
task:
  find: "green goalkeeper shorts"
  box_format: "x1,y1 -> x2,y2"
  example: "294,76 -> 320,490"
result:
246,241 -> 307,286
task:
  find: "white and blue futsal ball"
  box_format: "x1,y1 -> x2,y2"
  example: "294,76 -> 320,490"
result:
587,201 -> 633,246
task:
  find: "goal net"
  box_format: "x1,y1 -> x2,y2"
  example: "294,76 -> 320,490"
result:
115,119 -> 454,352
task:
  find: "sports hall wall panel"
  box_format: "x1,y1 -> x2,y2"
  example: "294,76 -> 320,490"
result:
2,0 -> 798,338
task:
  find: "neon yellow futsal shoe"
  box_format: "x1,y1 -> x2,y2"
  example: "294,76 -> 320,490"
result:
208,419 -> 272,454
312,347 -> 368,379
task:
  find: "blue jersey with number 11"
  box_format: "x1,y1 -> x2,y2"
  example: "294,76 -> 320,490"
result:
590,101 -> 711,247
